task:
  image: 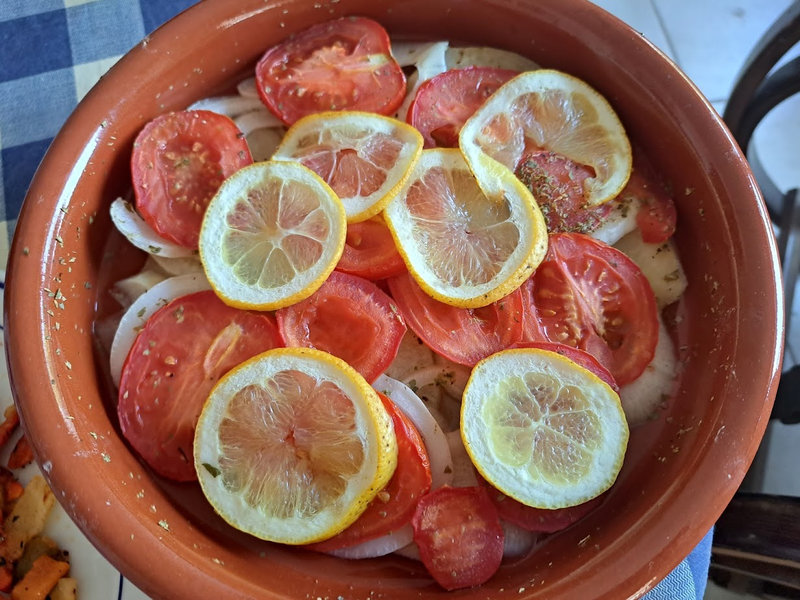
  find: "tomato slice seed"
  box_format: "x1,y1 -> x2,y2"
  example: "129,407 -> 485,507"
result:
118,290 -> 282,481
132,110 -> 252,249
276,271 -> 406,383
255,17 -> 406,125
387,272 -> 524,367
523,233 -> 658,385
335,218 -> 407,280
408,66 -> 517,148
412,486 -> 504,591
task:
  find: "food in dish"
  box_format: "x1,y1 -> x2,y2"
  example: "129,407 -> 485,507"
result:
99,15 -> 686,591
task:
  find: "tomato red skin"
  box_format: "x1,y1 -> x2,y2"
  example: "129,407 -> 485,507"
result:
412,485 -> 505,591
519,275 -> 548,342
255,17 -> 406,125
307,392 -> 431,552
387,272 -> 524,367
276,271 -> 406,383
131,110 -> 252,249
117,291 -> 282,481
335,217 -> 407,280
482,478 -> 605,533
408,67 -> 517,148
515,150 -> 614,234
525,233 -> 658,385
620,170 -> 677,244
511,340 -> 619,393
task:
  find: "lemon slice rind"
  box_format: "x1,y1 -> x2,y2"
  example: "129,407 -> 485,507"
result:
459,69 -> 632,206
461,348 -> 629,509
383,148 -> 547,309
194,347 -> 397,545
199,161 -> 346,311
272,111 -> 423,224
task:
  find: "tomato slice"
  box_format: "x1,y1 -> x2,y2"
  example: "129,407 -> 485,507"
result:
524,233 -> 658,385
117,290 -> 282,481
255,17 -> 406,125
307,392 -> 431,552
408,67 -> 517,148
335,217 -> 407,280
511,340 -> 619,392
482,477 -> 605,533
275,271 -> 406,383
621,168 -> 677,244
131,110 -> 252,249
412,486 -> 504,591
515,150 -> 614,234
387,272 -> 524,367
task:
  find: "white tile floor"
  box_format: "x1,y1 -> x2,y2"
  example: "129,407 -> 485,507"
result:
590,1 -> 800,597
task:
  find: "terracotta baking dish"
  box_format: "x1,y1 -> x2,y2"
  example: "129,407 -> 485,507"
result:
4,0 -> 783,598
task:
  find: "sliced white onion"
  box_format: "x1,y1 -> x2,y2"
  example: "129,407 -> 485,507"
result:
445,430 -> 478,488
328,374 -> 458,561
328,524 -> 414,560
614,230 -> 688,309
108,268 -> 168,310
245,127 -> 285,162
390,40 -> 445,67
395,71 -> 419,122
394,41 -> 449,121
501,520 -> 538,558
420,360 -> 471,399
618,314 -> 679,426
590,196 -> 640,246
149,254 -> 204,277
236,76 -> 259,98
384,330 -> 437,381
109,273 -> 212,387
394,541 -> 421,561
400,374 -> 448,431
94,310 -> 123,358
445,46 -> 540,71
234,109 -> 283,136
403,361 -> 470,433
415,41 -> 450,82
373,375 -> 454,489
187,95 -> 264,118
109,198 -> 196,259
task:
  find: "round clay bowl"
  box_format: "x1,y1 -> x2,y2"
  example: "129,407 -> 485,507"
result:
4,0 -> 783,598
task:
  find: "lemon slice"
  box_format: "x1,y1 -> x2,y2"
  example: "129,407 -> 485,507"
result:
272,111 -> 423,223
461,348 -> 629,509
383,148 -> 548,308
194,347 -> 398,545
460,69 -> 632,206
199,161 -> 346,310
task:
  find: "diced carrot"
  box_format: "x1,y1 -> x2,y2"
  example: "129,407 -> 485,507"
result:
0,467 -> 22,517
4,480 -> 23,504
7,437 -> 33,470
0,562 -> 14,592
0,407 -> 20,451
10,555 -> 69,600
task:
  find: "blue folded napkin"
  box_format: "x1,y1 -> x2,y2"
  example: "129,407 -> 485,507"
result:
0,2 -> 714,598
644,528 -> 713,599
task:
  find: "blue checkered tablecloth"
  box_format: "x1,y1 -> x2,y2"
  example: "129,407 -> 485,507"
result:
0,1 -> 713,598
